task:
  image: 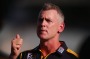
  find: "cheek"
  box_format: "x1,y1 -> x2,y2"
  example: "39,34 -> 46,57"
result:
49,24 -> 59,33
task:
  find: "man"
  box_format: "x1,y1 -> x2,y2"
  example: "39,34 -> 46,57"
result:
9,3 -> 78,59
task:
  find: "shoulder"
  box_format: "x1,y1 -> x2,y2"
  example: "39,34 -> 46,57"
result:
17,49 -> 34,59
17,46 -> 40,59
66,48 -> 79,59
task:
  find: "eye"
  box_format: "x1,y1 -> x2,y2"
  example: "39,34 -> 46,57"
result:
46,19 -> 52,23
38,18 -> 43,22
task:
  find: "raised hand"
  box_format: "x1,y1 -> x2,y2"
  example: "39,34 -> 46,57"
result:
9,34 -> 23,59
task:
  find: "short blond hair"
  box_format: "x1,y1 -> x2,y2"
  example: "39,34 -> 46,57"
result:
38,3 -> 64,22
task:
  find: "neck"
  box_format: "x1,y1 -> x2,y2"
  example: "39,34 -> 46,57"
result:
40,37 -> 61,57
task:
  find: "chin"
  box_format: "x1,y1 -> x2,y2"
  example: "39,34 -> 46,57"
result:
39,36 -> 46,39
39,35 -> 48,40
37,33 -> 49,39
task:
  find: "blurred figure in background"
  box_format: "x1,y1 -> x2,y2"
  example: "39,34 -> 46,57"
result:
9,3 -> 78,59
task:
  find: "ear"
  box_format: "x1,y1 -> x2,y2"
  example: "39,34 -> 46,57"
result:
58,22 -> 65,33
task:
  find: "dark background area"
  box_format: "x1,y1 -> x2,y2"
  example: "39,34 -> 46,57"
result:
0,0 -> 90,58
1,0 -> 90,30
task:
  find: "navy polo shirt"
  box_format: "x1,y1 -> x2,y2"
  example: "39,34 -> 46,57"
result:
17,41 -> 78,59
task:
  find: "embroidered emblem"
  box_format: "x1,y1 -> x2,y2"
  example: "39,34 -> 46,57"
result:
27,53 -> 33,59
58,47 -> 64,53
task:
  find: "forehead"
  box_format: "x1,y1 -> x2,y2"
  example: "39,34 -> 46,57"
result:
39,10 -> 59,20
40,10 -> 58,16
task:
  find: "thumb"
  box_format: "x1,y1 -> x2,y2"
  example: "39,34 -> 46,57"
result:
16,34 -> 20,39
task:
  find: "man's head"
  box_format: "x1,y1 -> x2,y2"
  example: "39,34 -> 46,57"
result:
37,3 -> 65,41
39,3 -> 64,23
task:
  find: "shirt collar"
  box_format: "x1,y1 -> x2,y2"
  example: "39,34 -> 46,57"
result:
56,41 -> 68,55
33,41 -> 68,55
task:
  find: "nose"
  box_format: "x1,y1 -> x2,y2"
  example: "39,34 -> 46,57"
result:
41,19 -> 47,27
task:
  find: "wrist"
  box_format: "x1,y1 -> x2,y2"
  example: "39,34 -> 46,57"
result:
9,54 -> 18,59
